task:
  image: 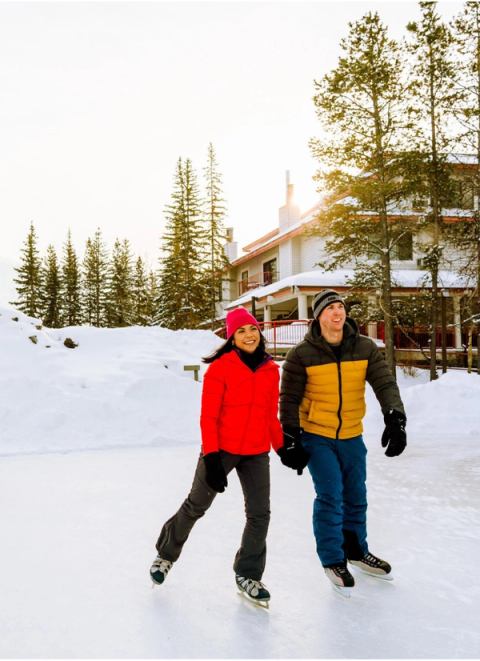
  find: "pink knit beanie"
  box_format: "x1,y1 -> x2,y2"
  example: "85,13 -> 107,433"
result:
226,307 -> 259,339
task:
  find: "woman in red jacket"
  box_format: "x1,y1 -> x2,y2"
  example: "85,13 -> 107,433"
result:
150,307 -> 284,606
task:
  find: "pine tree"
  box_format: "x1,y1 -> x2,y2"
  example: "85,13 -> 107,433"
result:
310,11 -> 414,374
11,222 -> 43,318
157,158 -> 208,329
82,229 -> 109,327
40,244 -> 62,327
145,270 -> 159,326
202,143 -> 229,328
406,1 -> 461,379
131,257 -> 151,325
450,2 -> 480,328
60,229 -> 82,326
106,238 -> 134,327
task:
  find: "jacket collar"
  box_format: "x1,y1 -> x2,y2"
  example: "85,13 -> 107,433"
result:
304,316 -> 358,350
224,349 -> 277,371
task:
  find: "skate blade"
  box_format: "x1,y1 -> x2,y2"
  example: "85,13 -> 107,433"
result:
355,568 -> 394,581
237,590 -> 270,609
331,584 -> 353,599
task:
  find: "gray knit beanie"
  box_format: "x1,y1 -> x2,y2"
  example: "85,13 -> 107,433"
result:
312,289 -> 345,320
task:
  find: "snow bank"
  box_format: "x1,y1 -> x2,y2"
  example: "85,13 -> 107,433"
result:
0,305 -> 220,454
1,303 -> 479,456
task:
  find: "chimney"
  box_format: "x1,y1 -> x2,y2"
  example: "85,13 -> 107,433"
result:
224,226 -> 237,261
286,170 -> 294,206
279,170 -> 300,231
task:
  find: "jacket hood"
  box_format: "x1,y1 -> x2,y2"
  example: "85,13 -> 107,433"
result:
304,316 -> 359,347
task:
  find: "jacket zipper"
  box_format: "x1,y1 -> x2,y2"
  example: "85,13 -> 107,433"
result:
335,358 -> 343,439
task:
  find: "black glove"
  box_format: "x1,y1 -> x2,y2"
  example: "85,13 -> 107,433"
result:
381,409 -> 407,457
203,452 -> 228,493
277,426 -> 309,475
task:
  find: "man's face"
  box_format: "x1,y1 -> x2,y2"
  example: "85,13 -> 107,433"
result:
318,302 -> 346,337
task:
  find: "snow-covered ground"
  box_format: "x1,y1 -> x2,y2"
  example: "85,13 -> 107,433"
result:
0,305 -> 479,658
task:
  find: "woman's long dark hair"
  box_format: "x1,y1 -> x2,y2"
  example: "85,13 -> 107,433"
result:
202,333 -> 267,364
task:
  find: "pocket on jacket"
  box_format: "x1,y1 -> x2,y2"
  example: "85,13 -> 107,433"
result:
307,400 -> 328,424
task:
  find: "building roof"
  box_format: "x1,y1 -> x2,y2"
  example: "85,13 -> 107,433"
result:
227,268 -> 471,309
230,154 -> 479,268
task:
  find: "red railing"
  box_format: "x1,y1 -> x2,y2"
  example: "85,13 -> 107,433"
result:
216,319 -> 310,355
238,270 -> 278,295
215,318 -> 477,362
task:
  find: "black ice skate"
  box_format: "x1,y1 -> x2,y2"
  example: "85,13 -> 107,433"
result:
150,555 -> 173,586
324,562 -> 355,598
348,552 -> 393,580
235,574 -> 270,608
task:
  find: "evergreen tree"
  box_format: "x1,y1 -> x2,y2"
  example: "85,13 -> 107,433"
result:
450,2 -> 480,326
310,11 -> 413,373
40,244 -> 62,327
60,229 -> 82,326
11,222 -> 43,318
106,238 -> 134,327
145,269 -> 159,326
202,143 -> 229,328
157,158 -> 207,329
82,229 -> 109,327
406,1 -> 460,379
131,257 -> 151,326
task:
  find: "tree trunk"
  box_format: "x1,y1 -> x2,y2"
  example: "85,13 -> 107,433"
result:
429,42 -> 440,381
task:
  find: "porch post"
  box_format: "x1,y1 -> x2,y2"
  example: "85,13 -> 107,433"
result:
367,295 -> 378,339
453,295 -> 462,349
297,293 -> 308,320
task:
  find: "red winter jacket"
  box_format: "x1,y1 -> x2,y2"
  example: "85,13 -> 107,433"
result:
200,350 -> 283,456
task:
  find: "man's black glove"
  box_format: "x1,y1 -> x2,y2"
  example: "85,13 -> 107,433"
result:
203,452 -> 228,493
381,409 -> 407,457
277,426 -> 309,475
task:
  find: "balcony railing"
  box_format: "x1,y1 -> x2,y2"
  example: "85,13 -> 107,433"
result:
214,318 -> 478,366
238,270 -> 278,296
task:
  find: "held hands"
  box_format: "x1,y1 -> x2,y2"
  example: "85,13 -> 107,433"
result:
278,427 -> 310,475
381,409 -> 407,457
203,452 -> 228,493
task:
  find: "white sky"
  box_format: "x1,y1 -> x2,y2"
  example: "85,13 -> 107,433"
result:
0,0 -> 460,270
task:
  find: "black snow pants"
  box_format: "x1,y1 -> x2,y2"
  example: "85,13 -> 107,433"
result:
155,451 -> 270,581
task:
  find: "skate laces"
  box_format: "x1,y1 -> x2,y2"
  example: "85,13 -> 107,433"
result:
236,575 -> 267,597
333,564 -> 350,576
151,556 -> 172,575
363,553 -> 381,567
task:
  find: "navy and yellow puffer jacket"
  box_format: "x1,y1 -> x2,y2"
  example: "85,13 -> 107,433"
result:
280,318 -> 405,440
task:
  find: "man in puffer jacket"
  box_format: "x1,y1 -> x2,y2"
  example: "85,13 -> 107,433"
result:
279,289 -> 407,595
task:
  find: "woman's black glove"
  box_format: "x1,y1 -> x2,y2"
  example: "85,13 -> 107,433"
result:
381,409 -> 407,457
203,452 -> 228,493
277,427 -> 309,475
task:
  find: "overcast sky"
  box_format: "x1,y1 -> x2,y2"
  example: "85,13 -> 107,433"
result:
0,0 -> 460,280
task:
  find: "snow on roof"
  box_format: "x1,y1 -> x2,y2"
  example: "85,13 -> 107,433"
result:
446,153 -> 478,165
228,268 -> 470,307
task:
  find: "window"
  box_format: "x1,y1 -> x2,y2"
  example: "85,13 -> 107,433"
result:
367,229 -> 413,261
262,258 -> 277,285
444,179 -> 474,210
392,231 -> 413,261
239,270 -> 249,295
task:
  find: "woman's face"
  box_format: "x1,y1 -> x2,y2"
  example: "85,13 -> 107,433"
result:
233,324 -> 261,353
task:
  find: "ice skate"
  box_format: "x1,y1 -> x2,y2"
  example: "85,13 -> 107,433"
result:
348,552 -> 393,580
150,555 -> 173,586
235,575 -> 270,608
324,563 -> 355,598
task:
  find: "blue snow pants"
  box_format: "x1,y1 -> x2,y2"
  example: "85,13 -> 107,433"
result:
301,432 -> 368,567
